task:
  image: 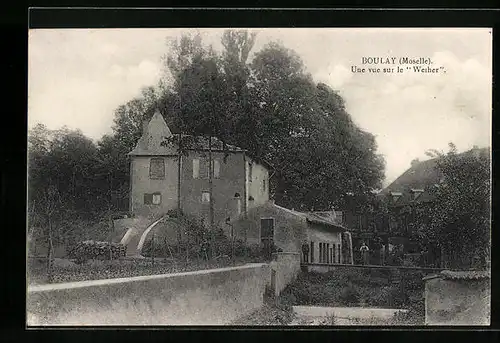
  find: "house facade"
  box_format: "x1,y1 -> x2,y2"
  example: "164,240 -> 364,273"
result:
128,111 -> 270,228
229,200 -> 352,263
341,147 -> 490,267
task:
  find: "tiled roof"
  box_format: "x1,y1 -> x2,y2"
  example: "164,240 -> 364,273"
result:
177,134 -> 245,152
380,147 -> 490,207
306,211 -> 347,231
129,112 -> 277,170
380,158 -> 440,206
305,213 -> 347,231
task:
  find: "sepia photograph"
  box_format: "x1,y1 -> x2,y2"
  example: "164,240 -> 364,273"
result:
27,27 -> 491,326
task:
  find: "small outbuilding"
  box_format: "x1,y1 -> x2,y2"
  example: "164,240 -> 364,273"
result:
228,200 -> 353,264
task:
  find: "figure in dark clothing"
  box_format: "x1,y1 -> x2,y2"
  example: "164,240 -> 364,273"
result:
302,243 -> 310,263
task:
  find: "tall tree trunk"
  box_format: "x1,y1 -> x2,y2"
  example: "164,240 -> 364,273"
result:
46,215 -> 54,283
208,135 -> 215,259
177,132 -> 182,215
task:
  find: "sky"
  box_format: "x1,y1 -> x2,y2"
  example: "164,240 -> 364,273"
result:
28,28 -> 492,186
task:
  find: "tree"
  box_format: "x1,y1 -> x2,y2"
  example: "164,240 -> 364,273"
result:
113,32 -> 386,215
418,143 -> 490,269
28,124 -> 116,261
247,43 -> 385,211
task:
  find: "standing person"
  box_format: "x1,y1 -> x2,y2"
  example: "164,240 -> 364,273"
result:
302,242 -> 310,263
360,242 -> 370,265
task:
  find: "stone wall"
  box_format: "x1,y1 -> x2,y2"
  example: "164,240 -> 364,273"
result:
269,252 -> 301,297
27,263 -> 269,326
424,271 -> 490,325
230,202 -> 308,253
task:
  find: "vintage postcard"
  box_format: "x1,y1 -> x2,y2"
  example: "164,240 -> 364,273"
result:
27,27 -> 491,326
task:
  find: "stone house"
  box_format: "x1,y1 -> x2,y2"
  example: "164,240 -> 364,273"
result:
128,111 -> 270,228
126,111 -> 353,259
342,147 -> 490,266
229,200 -> 353,263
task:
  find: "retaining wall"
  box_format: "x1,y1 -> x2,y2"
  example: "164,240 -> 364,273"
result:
269,252 -> 301,297
424,271 -> 490,325
27,263 -> 269,326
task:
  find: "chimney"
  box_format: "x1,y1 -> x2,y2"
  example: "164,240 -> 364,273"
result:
142,120 -> 149,135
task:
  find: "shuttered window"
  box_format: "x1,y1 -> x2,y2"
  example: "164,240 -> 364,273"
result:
199,158 -> 209,179
201,191 -> 210,203
152,192 -> 161,205
212,159 -> 220,178
144,193 -> 161,205
193,159 -> 200,179
149,158 -> 165,180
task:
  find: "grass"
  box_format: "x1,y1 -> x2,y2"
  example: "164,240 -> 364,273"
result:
276,268 -> 426,325
231,285 -> 296,325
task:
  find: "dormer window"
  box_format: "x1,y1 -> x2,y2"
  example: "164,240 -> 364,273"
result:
411,189 -> 424,201
390,192 -> 402,203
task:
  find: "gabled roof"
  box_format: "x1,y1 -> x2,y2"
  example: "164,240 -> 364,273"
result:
381,147 -> 490,207
128,111 -> 273,170
128,111 -> 259,157
128,111 -> 177,156
381,157 -> 441,205
305,212 -> 347,231
176,134 -> 245,152
273,203 -> 347,231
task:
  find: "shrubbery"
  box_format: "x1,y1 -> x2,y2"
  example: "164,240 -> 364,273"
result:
67,240 -> 126,264
141,213 -> 280,262
280,268 -> 425,311
339,282 -> 361,305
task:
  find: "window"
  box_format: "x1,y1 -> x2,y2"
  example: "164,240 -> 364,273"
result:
212,159 -> 220,178
149,158 -> 165,179
310,241 -> 315,263
260,218 -> 274,241
319,242 -> 331,264
262,179 -> 267,193
389,216 -> 399,232
390,192 -> 402,203
144,193 -> 161,205
249,162 -> 253,182
193,159 -> 200,179
144,193 -> 153,205
201,191 -> 210,203
195,158 -> 219,179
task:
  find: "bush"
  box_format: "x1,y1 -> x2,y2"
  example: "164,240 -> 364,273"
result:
67,240 -> 126,264
392,299 -> 425,325
339,283 -> 361,305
